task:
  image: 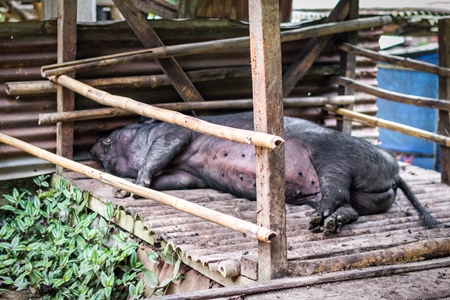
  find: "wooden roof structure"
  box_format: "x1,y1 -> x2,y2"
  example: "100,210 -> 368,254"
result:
1,0 -> 450,298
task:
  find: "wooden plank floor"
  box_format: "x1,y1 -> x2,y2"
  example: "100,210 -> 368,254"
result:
65,163 -> 450,287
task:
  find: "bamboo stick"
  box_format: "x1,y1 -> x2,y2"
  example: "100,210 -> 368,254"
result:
0,131 -> 277,243
40,16 -> 393,78
38,96 -> 356,124
324,105 -> 450,147
6,67 -> 252,96
329,76 -> 450,111
338,43 -> 450,78
49,75 -> 283,149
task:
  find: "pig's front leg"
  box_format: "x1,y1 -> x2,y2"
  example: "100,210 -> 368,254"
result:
135,128 -> 193,188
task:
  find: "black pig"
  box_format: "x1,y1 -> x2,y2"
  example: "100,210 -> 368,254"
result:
91,112 -> 438,234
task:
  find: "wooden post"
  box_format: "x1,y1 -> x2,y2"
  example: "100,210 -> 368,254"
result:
336,0 -> 358,134
438,17 -> 450,184
112,0 -> 205,104
249,0 -> 287,280
55,0 -> 76,174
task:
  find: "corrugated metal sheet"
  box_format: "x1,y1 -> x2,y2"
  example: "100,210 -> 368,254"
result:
67,163 -> 450,285
1,18 -> 381,180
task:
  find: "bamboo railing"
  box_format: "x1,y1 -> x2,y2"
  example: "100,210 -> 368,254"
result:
49,74 -> 283,149
0,131 -> 277,243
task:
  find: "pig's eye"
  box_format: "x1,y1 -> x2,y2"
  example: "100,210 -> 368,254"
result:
102,138 -> 112,146
102,138 -> 112,153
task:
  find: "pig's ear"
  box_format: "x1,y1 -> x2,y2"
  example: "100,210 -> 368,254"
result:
141,117 -> 162,124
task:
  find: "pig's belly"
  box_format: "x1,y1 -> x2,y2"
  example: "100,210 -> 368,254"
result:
172,137 -> 321,205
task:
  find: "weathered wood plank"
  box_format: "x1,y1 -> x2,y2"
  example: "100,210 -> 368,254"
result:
336,0 -> 358,134
248,0 -> 287,280
55,0 -> 76,174
438,17 -> 450,184
152,257 -> 450,300
112,0 -> 205,105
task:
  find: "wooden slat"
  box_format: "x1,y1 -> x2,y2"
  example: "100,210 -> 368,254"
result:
249,0 -> 287,280
55,0 -> 76,174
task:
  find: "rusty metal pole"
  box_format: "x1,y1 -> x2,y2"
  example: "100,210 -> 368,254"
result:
438,17 -> 450,184
249,0 -> 287,280
55,0 -> 76,174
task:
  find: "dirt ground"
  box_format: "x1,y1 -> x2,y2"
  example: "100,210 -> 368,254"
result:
0,289 -> 42,300
0,177 -> 39,206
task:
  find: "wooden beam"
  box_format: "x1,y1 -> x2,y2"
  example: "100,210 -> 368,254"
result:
38,96 -> 356,124
249,0 -> 287,280
438,17 -> 450,184
339,43 -> 450,78
282,0 -> 349,97
40,16 -> 393,78
336,0 -> 358,134
324,105 -> 450,147
55,0 -> 76,174
330,76 -> 450,111
112,0 -> 204,104
145,257 -> 450,300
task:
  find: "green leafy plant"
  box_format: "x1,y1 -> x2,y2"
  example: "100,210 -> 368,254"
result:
0,175 -> 184,299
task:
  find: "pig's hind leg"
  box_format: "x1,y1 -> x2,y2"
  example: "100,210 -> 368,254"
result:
151,170 -> 209,190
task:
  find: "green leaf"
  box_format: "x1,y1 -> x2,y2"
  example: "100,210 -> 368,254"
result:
91,288 -> 105,300
100,271 -> 108,287
0,242 -> 10,250
26,242 -> 41,251
1,259 -> 16,267
10,236 -> 20,249
63,268 -> 73,282
147,251 -> 159,264
104,286 -> 112,298
0,204 -> 16,212
51,278 -> 65,288
143,269 -> 158,288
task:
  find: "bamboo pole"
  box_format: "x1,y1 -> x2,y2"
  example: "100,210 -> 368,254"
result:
0,131 -> 277,243
49,75 -> 283,149
324,105 -> 450,147
38,96 -> 356,124
40,16 -> 393,78
338,43 -> 450,78
329,76 -> 450,111
6,67 -> 252,96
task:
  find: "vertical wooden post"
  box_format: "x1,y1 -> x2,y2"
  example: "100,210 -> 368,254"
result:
438,17 -> 450,184
56,0 -> 77,174
336,0 -> 358,134
249,0 -> 287,280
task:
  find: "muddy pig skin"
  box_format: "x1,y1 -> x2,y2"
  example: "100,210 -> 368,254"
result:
91,112 -> 437,234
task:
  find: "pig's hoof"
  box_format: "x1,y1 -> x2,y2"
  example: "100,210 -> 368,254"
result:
321,214 -> 342,235
308,212 -> 322,230
114,188 -> 130,198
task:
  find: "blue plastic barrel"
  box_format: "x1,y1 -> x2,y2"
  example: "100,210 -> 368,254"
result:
376,53 -> 438,170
